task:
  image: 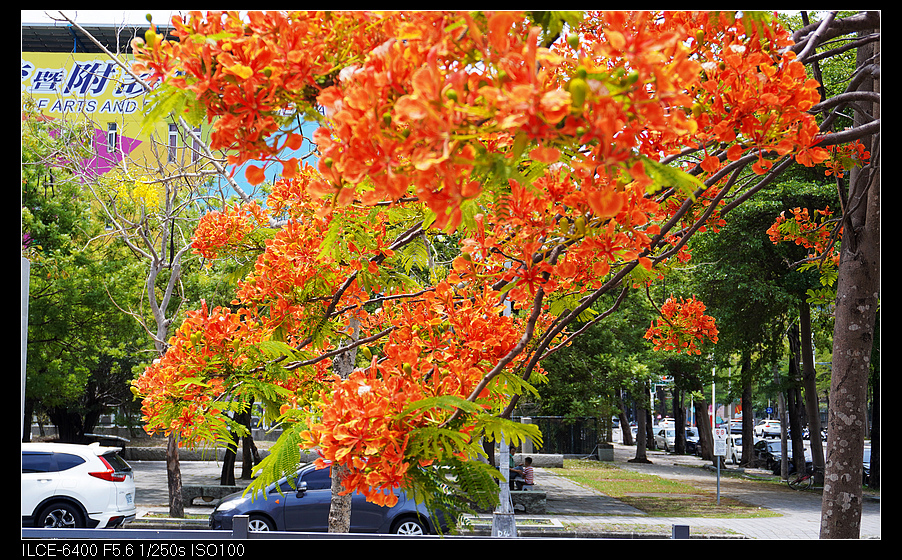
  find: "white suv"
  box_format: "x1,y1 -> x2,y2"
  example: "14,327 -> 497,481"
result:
754,420 -> 783,438
22,442 -> 137,528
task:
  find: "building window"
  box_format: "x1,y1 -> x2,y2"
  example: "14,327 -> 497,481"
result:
107,122 -> 118,153
168,123 -> 179,163
191,126 -> 202,163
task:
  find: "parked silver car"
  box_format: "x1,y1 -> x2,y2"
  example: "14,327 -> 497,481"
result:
654,428 -> 676,451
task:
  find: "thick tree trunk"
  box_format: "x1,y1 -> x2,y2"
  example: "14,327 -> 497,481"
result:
694,399 -> 713,462
674,388 -> 685,454
820,191 -> 878,537
741,383 -> 753,466
773,365 -> 788,474
48,408 -> 85,443
328,463 -> 353,533
644,407 -> 655,450
167,433 -> 184,518
618,390 -> 633,446
819,25 -> 879,540
327,319 -> 359,533
786,326 -> 807,476
241,432 -> 261,480
800,303 -> 826,485
221,430 -> 237,486
629,387 -> 651,464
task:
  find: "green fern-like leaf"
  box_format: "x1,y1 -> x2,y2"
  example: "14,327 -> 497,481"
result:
640,155 -> 704,198
246,420 -> 312,499
476,415 -> 543,451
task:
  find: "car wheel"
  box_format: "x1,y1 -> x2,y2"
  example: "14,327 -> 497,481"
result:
247,515 -> 276,532
38,502 -> 85,528
392,516 -> 428,535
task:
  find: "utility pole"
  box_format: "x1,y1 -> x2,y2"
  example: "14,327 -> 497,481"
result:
491,434 -> 517,537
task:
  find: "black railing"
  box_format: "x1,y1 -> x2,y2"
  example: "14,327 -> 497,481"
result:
514,416 -> 599,455
22,515 -> 694,540
22,515 -> 449,540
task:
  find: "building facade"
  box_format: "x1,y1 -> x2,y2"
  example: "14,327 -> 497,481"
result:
22,22 -> 211,181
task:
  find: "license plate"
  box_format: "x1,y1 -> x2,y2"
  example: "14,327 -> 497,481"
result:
126,493 -> 133,504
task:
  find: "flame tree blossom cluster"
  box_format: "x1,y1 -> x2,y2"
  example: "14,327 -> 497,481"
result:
130,11 -> 833,505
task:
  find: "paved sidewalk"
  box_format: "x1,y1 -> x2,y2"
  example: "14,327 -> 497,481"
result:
530,444 -> 880,539
128,444 -> 880,539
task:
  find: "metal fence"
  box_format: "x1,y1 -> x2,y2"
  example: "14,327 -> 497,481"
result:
515,416 -> 598,456
22,515 -> 694,540
22,515 -> 450,540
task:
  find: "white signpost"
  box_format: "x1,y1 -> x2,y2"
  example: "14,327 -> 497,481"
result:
713,427 -> 727,504
713,428 -> 727,456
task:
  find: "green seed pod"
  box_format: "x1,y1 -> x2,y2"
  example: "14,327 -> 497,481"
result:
567,33 -> 580,50
512,131 -> 529,158
569,78 -> 588,109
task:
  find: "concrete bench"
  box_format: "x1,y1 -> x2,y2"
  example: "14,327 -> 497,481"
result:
182,485 -> 243,505
510,489 -> 546,514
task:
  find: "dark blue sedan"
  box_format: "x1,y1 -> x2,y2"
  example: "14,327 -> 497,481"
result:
209,463 -> 446,535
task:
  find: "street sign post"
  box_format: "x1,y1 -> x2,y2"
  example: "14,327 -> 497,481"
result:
712,428 -> 727,504
713,427 -> 727,456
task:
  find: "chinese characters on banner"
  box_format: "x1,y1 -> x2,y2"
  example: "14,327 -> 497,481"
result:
22,52 -> 182,177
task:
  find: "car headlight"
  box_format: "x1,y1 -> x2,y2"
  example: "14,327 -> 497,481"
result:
214,500 -> 240,513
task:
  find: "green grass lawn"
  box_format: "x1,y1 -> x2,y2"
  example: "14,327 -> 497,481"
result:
556,459 -> 780,518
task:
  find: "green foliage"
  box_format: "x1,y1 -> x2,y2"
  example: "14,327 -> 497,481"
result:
407,457 -> 502,529
538,290 -> 660,416
640,155 -> 704,198
528,11 -> 584,46
22,107 -> 151,422
476,413 -> 543,451
140,82 -> 205,137
246,416 -> 311,497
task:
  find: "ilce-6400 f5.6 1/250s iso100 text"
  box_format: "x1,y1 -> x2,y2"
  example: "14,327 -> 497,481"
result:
23,543 -> 248,558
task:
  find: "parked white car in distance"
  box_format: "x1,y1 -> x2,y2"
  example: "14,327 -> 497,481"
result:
22,442 -> 136,528
654,428 -> 676,451
754,420 -> 783,438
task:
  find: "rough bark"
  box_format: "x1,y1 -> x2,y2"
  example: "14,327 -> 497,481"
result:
327,319 -> 359,533
167,433 -> 184,518
819,23 -> 879,540
694,399 -> 713,462
618,390 -> 634,446
673,388 -> 686,454
740,383 -> 753,466
787,324 -> 806,476
819,168 -> 879,538
800,303 -> 826,485
241,431 -> 261,480
629,387 -> 651,464
220,432 -> 237,486
328,463 -> 353,533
